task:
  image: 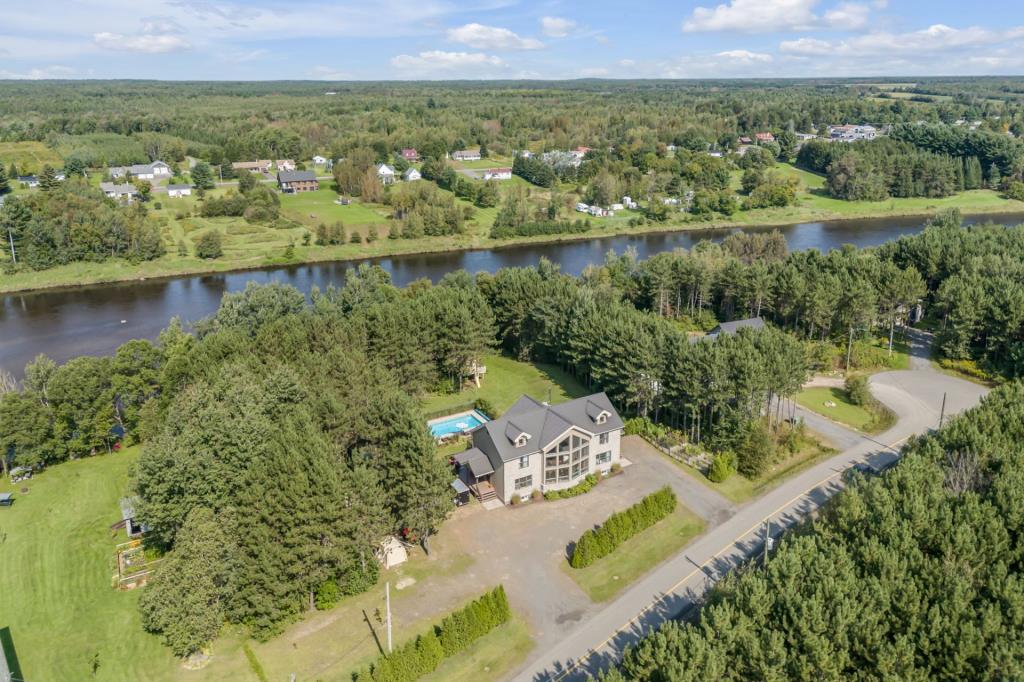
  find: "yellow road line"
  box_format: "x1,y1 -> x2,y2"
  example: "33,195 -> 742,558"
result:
550,435 -> 910,681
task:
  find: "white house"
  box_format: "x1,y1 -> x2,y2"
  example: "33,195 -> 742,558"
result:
451,149 -> 482,161
166,184 -> 192,198
276,159 -> 296,172
111,161 -> 170,180
829,124 -> 878,142
575,202 -> 589,212
312,155 -> 328,165
482,168 -> 512,181
610,202 -> 624,211
402,167 -> 421,182
453,393 -> 624,504
622,196 -> 638,209
100,182 -> 139,203
376,164 -> 396,185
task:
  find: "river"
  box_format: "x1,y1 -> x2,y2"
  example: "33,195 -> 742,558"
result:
3,211 -> 1023,374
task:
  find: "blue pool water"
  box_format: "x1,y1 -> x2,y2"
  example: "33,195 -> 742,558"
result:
429,410 -> 489,438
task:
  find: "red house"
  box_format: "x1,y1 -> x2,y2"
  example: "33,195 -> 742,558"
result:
401,148 -> 419,161
755,132 -> 775,143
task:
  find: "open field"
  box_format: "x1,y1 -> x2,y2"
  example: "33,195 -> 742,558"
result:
422,353 -> 589,416
0,141 -> 63,173
451,156 -> 513,170
562,505 -> 705,602
3,161 -> 1024,294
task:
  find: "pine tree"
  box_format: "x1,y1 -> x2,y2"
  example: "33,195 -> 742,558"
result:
0,162 -> 9,195
988,162 -> 1002,189
39,165 -> 59,191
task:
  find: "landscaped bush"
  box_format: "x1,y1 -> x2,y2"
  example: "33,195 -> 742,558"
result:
194,230 -> 223,259
624,416 -> 666,440
473,397 -> 497,418
707,452 -> 736,482
570,487 -> 677,569
544,473 -> 599,500
354,586 -> 511,682
844,374 -> 872,406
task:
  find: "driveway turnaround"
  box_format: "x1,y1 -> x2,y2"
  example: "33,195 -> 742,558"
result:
511,331 -> 988,682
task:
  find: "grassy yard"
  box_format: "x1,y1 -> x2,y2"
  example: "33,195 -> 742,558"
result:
422,354 -> 589,416
0,448 -> 486,681
0,141 -> 63,173
450,156 -> 513,170
278,187 -> 393,228
420,617 -> 534,682
795,386 -> 894,434
562,506 -> 705,602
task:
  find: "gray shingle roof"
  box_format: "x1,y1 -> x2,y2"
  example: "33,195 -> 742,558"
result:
711,316 -> 765,335
473,392 -> 623,464
454,448 -> 495,478
278,170 -> 317,183
167,184 -> 191,190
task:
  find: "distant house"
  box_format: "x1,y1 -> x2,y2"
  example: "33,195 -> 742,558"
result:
738,136 -> 753,145
402,167 -> 421,182
166,184 -> 192,198
277,170 -> 319,193
232,160 -> 272,174
119,497 -> 148,538
275,159 -> 296,172
111,161 -> 170,180
482,168 -> 512,181
100,182 -> 139,203
570,146 -> 591,159
376,163 -> 396,185
691,316 -> 766,344
453,393 -> 624,505
621,195 -> 638,209
828,124 -> 878,142
401,148 -> 419,161
17,175 -> 38,187
312,155 -> 328,165
755,132 -> 775,143
451,149 -> 481,161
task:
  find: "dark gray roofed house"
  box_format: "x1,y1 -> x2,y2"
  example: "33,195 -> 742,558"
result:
453,392 -> 624,505
691,316 -> 766,343
277,170 -> 319,193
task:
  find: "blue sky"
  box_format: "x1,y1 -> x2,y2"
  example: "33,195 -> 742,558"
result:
1,0 -> 1023,80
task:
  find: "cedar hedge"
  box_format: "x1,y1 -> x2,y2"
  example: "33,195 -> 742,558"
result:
544,473 -> 600,500
569,487 -> 677,569
353,586 -> 511,682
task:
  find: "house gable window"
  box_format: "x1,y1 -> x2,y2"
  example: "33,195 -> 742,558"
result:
599,432 -> 609,445
543,432 -> 590,484
515,475 -> 532,490
596,413 -> 607,424
519,455 -> 529,469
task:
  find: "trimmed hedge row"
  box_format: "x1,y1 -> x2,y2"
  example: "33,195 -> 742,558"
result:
570,487 -> 677,569
354,586 -> 511,682
544,473 -> 600,500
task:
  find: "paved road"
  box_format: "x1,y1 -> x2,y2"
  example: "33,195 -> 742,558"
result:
511,330 -> 988,682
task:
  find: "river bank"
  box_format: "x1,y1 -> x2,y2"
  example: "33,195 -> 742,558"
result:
3,189 -> 1023,295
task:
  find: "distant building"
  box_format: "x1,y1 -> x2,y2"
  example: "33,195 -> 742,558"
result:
17,175 -> 38,188
166,184 -> 192,198
755,132 -> 775,143
312,155 -> 328,165
451,149 -> 482,161
376,163 -> 396,185
690,316 -> 766,344
100,182 -> 139,203
570,146 -> 591,159
402,167 -> 421,182
110,161 -> 170,180
232,160 -> 272,174
275,159 -> 296,172
277,170 -> 319,193
738,136 -> 753,145
829,124 -> 878,142
482,168 -> 512,181
401,148 -> 419,161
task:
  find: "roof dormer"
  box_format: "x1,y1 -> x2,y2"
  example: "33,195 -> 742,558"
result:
585,399 -> 610,425
505,421 -> 531,447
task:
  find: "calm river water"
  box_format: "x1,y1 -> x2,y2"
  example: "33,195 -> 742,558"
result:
3,211 -> 1024,374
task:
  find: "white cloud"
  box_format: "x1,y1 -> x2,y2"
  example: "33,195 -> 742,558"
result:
715,49 -> 773,62
390,50 -> 505,76
447,23 -> 543,50
579,66 -> 609,77
0,64 -> 77,79
94,31 -> 190,53
683,0 -> 873,33
781,24 -> 1024,56
541,16 -> 576,38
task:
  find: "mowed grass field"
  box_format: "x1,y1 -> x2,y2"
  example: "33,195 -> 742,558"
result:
795,386 -> 878,431
0,141 -> 63,173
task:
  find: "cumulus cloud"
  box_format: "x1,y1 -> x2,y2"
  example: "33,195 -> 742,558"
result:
781,24 -> 1024,56
93,31 -> 191,53
715,49 -> 773,62
446,23 -> 543,50
684,0 -> 873,33
541,16 -> 576,38
391,50 -> 505,76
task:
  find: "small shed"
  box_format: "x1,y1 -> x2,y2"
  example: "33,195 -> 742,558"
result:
119,496 -> 148,537
451,478 -> 471,506
376,536 -> 409,569
0,492 -> 12,506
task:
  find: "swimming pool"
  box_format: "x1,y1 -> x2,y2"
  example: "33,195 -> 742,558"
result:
428,409 -> 490,439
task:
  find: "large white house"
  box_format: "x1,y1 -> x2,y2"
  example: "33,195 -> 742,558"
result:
402,167 -> 422,182
376,163 -> 396,185
110,161 -> 171,180
100,182 -> 139,203
454,393 -> 624,505
166,184 -> 192,198
483,168 -> 512,181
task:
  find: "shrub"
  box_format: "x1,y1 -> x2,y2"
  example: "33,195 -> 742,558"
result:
707,452 -> 736,482
610,462 -> 622,475
544,473 -> 599,500
194,230 -> 223,259
314,579 -> 341,610
510,493 -> 522,506
624,416 -> 666,440
845,374 -> 872,406
736,419 -> 774,478
473,397 -> 497,419
569,487 -> 676,569
530,489 -> 543,501
356,586 -> 510,682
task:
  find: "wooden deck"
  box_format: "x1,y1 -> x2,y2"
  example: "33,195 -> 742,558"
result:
470,480 -> 497,502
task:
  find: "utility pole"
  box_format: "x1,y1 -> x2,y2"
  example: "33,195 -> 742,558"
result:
939,392 -> 947,429
385,581 -> 393,654
763,520 -> 772,564
845,325 -> 854,371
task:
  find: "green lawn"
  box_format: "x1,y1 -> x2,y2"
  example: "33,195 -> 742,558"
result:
450,156 -> 513,170
420,618 -> 534,682
795,386 -> 884,433
278,187 -> 392,228
0,141 -> 63,173
0,447 -> 179,682
562,506 -> 705,602
422,354 -> 589,416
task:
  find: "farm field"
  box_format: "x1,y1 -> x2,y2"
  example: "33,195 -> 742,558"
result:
0,141 -> 63,173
